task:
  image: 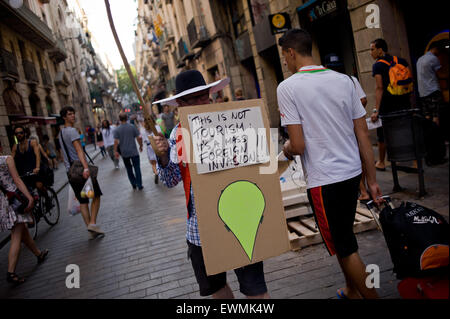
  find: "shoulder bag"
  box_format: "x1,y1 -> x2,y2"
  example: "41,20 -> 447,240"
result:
60,129 -> 98,183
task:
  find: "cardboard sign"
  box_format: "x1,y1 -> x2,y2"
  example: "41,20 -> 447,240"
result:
179,99 -> 290,275
187,106 -> 270,174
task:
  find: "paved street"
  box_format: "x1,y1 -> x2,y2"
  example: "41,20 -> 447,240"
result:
0,143 -> 448,299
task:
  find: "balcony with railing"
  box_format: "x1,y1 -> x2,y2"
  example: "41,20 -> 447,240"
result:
187,16 -> 211,49
159,25 -> 175,51
40,68 -> 52,89
0,48 -> 19,81
177,36 -> 194,62
174,49 -> 185,69
22,60 -> 39,84
0,0 -> 55,49
48,38 -> 68,63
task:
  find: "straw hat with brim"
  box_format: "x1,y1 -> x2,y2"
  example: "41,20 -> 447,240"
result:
152,70 -> 230,107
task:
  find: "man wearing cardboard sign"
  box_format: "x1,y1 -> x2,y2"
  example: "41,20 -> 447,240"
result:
277,29 -> 384,299
153,70 -> 278,299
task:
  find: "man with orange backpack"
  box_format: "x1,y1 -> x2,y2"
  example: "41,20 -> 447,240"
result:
370,38 -> 413,171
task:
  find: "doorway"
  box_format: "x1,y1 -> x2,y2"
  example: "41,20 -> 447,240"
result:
298,0 -> 358,77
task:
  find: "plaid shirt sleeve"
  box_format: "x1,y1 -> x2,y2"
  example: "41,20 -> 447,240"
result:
156,127 -> 182,188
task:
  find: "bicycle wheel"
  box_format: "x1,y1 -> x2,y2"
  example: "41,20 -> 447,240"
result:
42,188 -> 60,226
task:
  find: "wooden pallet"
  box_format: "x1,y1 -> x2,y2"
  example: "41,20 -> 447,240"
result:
287,210 -> 378,251
281,179 -> 310,219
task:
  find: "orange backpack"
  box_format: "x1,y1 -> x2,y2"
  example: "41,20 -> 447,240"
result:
378,56 -> 414,95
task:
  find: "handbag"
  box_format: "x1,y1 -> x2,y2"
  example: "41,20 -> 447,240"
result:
0,184 -> 30,215
60,129 -> 98,183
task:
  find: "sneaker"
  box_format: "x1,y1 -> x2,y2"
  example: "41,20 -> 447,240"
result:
138,186 -> 144,191
87,224 -> 105,235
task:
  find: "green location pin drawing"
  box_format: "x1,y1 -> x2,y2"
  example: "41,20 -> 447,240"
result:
218,181 -> 265,261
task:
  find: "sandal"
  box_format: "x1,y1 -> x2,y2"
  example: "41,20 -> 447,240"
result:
37,249 -> 49,264
6,272 -> 25,285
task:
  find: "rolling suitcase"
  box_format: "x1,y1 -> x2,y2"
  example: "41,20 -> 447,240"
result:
366,197 -> 449,299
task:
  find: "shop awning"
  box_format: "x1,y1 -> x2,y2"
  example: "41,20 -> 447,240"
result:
9,116 -> 57,125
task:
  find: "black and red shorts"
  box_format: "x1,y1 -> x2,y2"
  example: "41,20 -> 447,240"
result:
307,174 -> 361,258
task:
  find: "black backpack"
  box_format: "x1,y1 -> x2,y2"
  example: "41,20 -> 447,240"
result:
379,202 -> 449,279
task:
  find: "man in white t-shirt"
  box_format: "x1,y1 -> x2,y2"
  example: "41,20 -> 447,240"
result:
324,53 -> 371,202
277,29 -> 383,299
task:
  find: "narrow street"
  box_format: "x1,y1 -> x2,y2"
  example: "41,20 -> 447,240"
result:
1,146 -> 422,299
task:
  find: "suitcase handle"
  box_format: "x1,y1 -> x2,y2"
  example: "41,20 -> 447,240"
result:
365,196 -> 394,232
366,196 -> 393,211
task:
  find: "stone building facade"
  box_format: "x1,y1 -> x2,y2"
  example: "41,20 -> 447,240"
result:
135,0 -> 448,127
0,0 -> 120,154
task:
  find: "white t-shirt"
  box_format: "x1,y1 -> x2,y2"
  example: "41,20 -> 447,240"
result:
351,76 -> 367,100
102,125 -> 116,147
277,65 -> 366,189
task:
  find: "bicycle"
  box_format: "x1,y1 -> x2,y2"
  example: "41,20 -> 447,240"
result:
21,172 -> 60,239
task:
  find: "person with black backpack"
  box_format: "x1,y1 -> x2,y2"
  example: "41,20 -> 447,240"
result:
370,38 -> 413,171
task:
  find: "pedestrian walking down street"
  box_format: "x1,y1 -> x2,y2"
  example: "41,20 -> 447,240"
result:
59,107 -> 104,239
114,113 -> 144,190
96,125 -> 107,158
277,29 -> 383,299
370,38 -> 413,171
42,135 -> 58,170
0,141 -> 49,285
138,118 -> 161,184
153,70 -> 270,299
102,120 -> 119,169
161,104 -> 175,138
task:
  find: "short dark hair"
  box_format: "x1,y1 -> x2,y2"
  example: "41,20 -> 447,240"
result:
60,106 -> 75,118
43,134 -> 50,141
278,29 -> 312,56
371,38 -> 388,52
119,113 -> 128,122
13,125 -> 25,133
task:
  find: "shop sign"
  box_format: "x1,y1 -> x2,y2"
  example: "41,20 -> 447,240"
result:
268,13 -> 291,34
307,0 -> 338,22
